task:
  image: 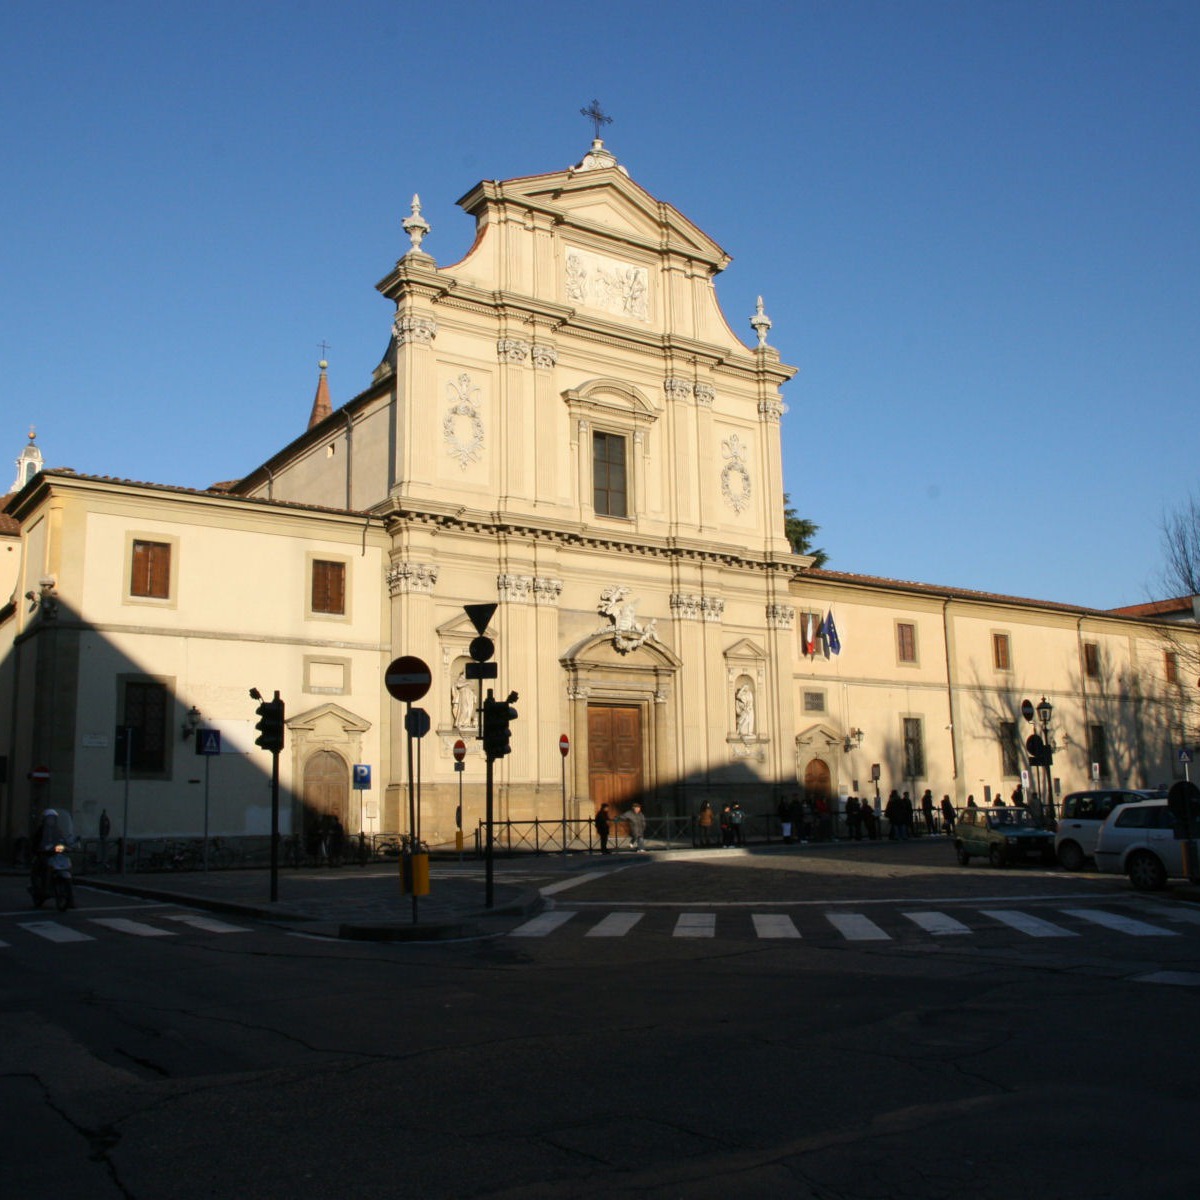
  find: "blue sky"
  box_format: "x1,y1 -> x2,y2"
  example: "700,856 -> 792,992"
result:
3,1 -> 1197,610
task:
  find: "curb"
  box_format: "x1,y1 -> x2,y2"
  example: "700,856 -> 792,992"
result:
76,874 -> 547,940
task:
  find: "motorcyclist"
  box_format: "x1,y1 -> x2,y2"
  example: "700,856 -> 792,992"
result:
29,808 -> 77,907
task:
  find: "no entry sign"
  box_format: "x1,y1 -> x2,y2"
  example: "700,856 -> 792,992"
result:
385,655 -> 432,703
559,734 -> 570,757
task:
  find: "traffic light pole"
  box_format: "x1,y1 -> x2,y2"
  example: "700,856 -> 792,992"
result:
485,752 -> 495,909
269,748 -> 280,902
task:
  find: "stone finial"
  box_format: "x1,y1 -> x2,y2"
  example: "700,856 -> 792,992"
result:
749,295 -> 772,347
402,194 -> 431,253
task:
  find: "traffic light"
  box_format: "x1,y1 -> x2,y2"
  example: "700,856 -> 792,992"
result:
1025,733 -> 1052,768
254,693 -> 286,753
482,689 -> 518,760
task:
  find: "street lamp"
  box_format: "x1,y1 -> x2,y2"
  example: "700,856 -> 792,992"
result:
1036,696 -> 1055,820
181,705 -> 203,740
843,727 -> 864,753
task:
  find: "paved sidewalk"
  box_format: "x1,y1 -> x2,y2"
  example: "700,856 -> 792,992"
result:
4,860 -> 544,941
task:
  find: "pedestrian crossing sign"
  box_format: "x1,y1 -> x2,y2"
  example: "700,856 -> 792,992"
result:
195,729 -> 221,756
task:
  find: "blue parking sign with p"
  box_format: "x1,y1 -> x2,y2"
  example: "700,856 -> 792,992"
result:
353,764 -> 371,789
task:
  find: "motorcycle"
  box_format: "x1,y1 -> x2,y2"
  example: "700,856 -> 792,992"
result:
29,809 -> 77,912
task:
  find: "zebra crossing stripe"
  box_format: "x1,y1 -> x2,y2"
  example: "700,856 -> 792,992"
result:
825,913 -> 890,941
903,911 -> 972,936
89,918 -> 176,938
587,912 -> 644,937
751,913 -> 802,939
510,911 -> 577,938
980,909 -> 1076,938
1061,908 -> 1180,938
159,914 -> 250,934
674,913 -> 716,938
19,921 -> 96,943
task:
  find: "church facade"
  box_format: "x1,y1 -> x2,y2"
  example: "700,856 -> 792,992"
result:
2,140 -> 1197,851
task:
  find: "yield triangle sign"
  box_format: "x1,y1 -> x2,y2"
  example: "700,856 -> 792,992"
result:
463,603 -> 497,635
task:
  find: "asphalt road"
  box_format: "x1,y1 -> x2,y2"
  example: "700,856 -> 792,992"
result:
3,841 -> 1199,1199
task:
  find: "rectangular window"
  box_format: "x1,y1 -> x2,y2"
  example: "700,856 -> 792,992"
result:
992,632 -> 1011,671
1000,720 -> 1021,776
311,560 -> 346,615
803,691 -> 825,713
1083,642 -> 1099,678
1165,651 -> 1179,685
1088,724 -> 1109,778
896,622 -> 917,664
902,717 -> 925,778
120,680 -> 168,774
593,431 -> 628,518
131,540 -> 171,599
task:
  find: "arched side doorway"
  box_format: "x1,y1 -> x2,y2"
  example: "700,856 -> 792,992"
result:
302,750 -> 349,848
803,758 -> 831,805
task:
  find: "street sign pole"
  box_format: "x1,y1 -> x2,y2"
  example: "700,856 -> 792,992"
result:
204,750 -> 211,871
406,700 -> 417,924
559,734 -> 570,855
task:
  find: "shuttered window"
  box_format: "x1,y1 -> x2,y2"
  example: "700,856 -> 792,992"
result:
312,560 -> 346,615
902,717 -> 925,777
993,633 -> 1011,671
131,540 -> 171,599
896,622 -> 917,664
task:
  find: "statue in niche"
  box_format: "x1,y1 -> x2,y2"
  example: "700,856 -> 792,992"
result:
735,681 -> 756,737
451,670 -> 477,730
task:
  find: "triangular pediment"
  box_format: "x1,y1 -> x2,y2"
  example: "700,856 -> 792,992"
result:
459,167 -> 728,268
288,702 -> 371,736
724,637 -> 767,662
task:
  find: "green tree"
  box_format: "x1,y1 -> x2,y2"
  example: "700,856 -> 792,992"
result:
783,494 -> 827,566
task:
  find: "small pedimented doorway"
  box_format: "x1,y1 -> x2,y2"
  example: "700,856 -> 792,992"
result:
803,758 -> 831,806
302,750 -> 349,848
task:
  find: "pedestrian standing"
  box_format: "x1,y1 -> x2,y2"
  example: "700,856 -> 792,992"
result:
940,794 -> 956,836
885,790 -> 902,840
921,789 -> 936,835
861,797 -> 877,840
98,809 -> 111,871
594,805 -> 611,854
899,791 -> 914,840
625,801 -> 647,852
720,804 -> 734,847
777,797 -> 793,844
845,796 -> 862,841
696,800 -> 714,847
730,802 -> 746,846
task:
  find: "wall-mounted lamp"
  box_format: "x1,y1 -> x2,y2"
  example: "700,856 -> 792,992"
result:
844,727 -> 865,752
182,705 -> 203,740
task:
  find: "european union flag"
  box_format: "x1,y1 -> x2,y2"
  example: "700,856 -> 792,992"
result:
824,611 -> 841,655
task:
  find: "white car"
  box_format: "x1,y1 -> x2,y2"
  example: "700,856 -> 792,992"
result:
1054,788 -> 1162,870
1092,799 -> 1185,890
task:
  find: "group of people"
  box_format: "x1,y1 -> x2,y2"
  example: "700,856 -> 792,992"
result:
593,801 -> 647,854
697,800 -> 747,847
880,789 -> 958,840
592,785 -> 993,854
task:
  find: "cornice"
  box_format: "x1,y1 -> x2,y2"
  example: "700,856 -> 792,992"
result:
375,498 -> 794,573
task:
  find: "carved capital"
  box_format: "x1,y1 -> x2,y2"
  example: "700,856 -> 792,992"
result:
766,603 -> 795,630
758,397 -> 785,423
693,382 -> 715,408
393,314 -> 437,344
498,573 -> 534,602
533,576 -> 564,605
664,377 -> 693,402
387,561 -> 439,595
530,343 -> 558,369
497,338 -> 529,364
